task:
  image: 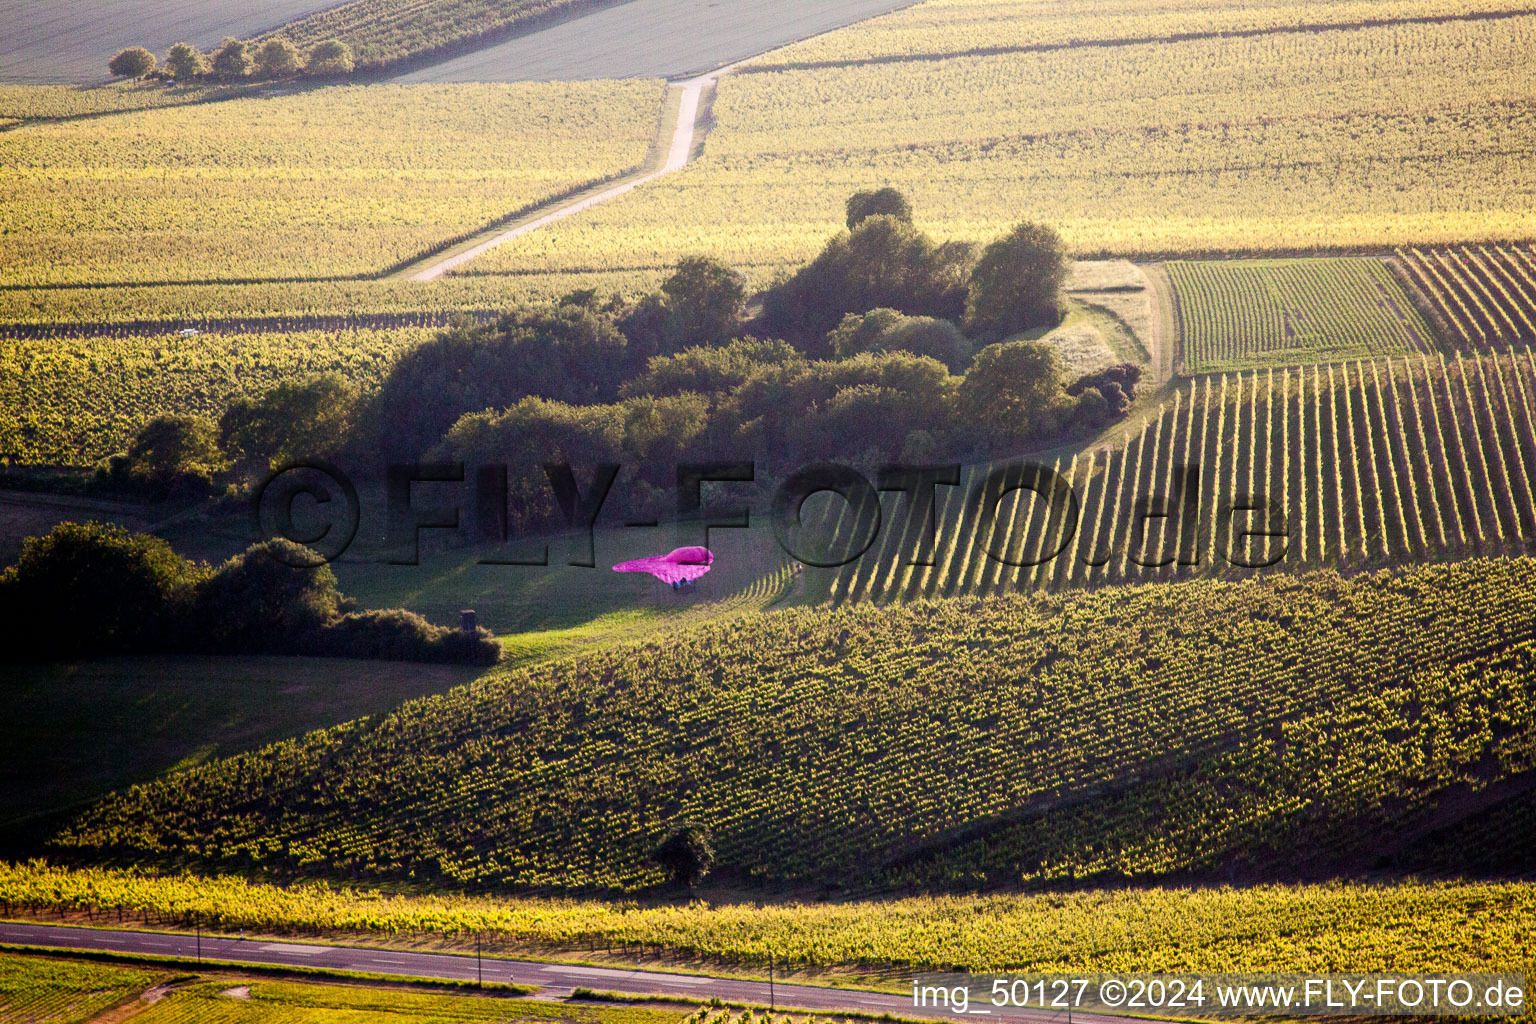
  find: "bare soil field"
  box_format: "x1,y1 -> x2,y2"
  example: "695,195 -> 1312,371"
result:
0,0 -> 337,84
395,0 -> 919,82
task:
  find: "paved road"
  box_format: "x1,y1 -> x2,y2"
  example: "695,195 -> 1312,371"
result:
0,920 -> 1163,1024
395,0 -> 918,83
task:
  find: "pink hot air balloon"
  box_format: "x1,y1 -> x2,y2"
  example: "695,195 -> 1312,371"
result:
612,546 -> 714,588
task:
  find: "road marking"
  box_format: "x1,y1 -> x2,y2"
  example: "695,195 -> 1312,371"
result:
253,942 -> 326,955
542,965 -> 711,985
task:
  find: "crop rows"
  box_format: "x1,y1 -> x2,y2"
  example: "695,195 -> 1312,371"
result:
47,558 -> 1536,893
1395,244 -> 1536,349
2,864 -> 1533,974
0,951 -> 157,1023
1,326 -> 436,464
1166,258 -> 1434,373
815,352 -> 1536,604
754,0 -> 1536,69
0,81 -> 663,287
262,0 -> 614,72
461,9 -> 1536,280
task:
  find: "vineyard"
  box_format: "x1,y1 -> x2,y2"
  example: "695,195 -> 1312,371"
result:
0,951 -> 158,1023
1166,258 -> 1434,373
0,81 -> 664,287
809,351 -> 1536,604
42,558 -> 1536,892
458,4 -> 1536,284
0,326 -> 436,464
260,0 -> 617,72
753,0 -> 1536,68
6,839 -> 1536,972
1394,243 -> 1536,349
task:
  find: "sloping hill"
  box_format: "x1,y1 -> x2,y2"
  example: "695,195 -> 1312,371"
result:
52,558 -> 1536,891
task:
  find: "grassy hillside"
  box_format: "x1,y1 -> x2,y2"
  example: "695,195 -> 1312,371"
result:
0,657 -> 487,832
47,558 -> 1536,890
0,951 -> 161,1022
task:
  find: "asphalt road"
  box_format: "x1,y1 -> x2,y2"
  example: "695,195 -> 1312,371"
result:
394,0 -> 918,82
0,920 -> 1164,1024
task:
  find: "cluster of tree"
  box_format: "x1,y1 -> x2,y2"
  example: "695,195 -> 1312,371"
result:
109,190 -> 1137,538
108,38 -> 354,82
99,374 -> 358,497
0,523 -> 500,665
761,188 -> 1068,349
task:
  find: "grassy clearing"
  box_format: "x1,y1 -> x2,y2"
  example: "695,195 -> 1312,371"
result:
0,949 -> 161,1023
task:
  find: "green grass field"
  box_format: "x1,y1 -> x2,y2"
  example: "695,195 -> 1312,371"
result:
0,951 -> 161,1023
0,656 -> 487,832
1167,258 -> 1437,372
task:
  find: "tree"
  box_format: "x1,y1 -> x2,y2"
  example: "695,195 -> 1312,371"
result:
307,39 -> 355,75
846,187 -> 912,229
126,413 -> 222,487
0,522 -> 204,659
255,37 -> 304,78
956,339 -> 1069,451
652,825 -> 714,887
211,38 -> 254,80
108,47 -> 156,79
965,221 -> 1069,341
195,539 -> 345,652
219,374 -> 357,472
661,256 -> 747,348
163,42 -> 208,80
761,212 -> 973,347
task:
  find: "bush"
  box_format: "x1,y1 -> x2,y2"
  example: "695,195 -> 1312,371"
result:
316,609 -> 501,664
211,38 -> 254,80
307,40 -> 354,75
255,38 -> 304,78
0,522 -> 203,659
956,339 -> 1070,452
827,308 -> 971,372
108,47 -> 156,79
653,824 -> 714,887
195,539 -> 346,652
965,221 -> 1069,342
1066,362 -> 1142,401
846,187 -> 912,229
163,43 -> 207,80
620,338 -> 803,399
125,414 -> 222,489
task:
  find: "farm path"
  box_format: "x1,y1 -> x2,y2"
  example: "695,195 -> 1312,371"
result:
401,68 -> 720,282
